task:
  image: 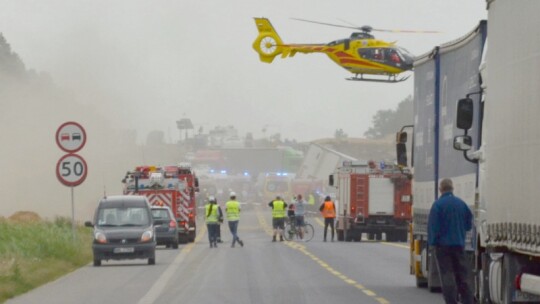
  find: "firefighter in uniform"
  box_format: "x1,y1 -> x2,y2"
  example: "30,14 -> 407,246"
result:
268,195 -> 287,242
319,195 -> 336,242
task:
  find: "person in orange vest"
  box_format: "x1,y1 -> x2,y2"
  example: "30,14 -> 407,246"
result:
319,195 -> 336,242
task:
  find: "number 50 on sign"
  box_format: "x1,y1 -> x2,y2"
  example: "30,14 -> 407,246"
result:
56,154 -> 88,187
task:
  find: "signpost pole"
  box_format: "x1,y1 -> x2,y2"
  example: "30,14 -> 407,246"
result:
71,186 -> 76,240
55,121 -> 87,242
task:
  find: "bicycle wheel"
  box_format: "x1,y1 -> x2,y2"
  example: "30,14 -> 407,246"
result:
283,222 -> 295,241
302,223 -> 315,242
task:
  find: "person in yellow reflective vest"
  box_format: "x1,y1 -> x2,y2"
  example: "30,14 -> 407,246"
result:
205,196 -> 223,248
268,195 -> 288,242
319,195 -> 336,242
225,192 -> 244,248
308,193 -> 315,205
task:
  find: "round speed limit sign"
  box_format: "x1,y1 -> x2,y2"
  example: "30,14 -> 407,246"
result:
56,154 -> 88,187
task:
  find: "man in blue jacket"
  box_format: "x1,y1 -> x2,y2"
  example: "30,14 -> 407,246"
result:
428,178 -> 473,304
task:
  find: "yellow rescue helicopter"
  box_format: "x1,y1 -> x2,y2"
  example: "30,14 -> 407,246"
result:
252,17 -> 438,83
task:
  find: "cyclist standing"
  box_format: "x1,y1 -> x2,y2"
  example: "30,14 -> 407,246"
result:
294,194 -> 307,240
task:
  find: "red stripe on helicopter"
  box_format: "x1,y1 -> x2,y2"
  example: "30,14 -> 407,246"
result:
339,58 -> 380,68
335,51 -> 354,58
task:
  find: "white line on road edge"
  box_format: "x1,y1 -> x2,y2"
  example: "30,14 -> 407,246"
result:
137,226 -> 206,304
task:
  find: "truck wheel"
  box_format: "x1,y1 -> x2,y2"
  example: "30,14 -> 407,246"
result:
148,257 -> 155,265
93,259 -> 101,267
188,231 -> 196,242
337,230 -> 344,241
416,275 -> 428,288
398,230 -> 408,242
386,232 -> 395,242
477,252 -> 491,303
178,235 -> 189,244
172,239 -> 179,249
368,233 -> 375,240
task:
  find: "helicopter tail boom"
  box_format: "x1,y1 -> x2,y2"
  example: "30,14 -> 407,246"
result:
253,18 -> 285,63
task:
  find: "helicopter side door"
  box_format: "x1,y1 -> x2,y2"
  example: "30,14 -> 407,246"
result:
358,48 -> 403,67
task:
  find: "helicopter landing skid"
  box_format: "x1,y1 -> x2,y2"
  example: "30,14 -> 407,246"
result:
347,74 -> 410,83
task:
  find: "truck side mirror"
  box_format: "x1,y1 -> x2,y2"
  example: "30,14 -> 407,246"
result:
396,131 -> 407,143
456,98 -> 474,130
396,143 -> 408,167
453,135 -> 472,151
328,174 -> 334,187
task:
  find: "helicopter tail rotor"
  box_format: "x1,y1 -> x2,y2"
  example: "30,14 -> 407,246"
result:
253,18 -> 285,63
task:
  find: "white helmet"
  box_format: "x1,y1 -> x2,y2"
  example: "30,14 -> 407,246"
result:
229,191 -> 236,197
208,196 -> 216,202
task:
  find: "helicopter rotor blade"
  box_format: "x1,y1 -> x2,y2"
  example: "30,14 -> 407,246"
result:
291,18 -> 361,30
292,17 -> 440,34
371,28 -> 441,34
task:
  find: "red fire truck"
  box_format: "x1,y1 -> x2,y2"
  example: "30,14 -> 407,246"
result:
123,164 -> 199,243
329,161 -> 412,242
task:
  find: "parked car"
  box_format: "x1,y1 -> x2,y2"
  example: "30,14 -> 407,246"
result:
151,205 -> 179,249
85,195 -> 156,266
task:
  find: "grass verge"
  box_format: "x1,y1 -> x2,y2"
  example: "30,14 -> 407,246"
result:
0,217 -> 92,303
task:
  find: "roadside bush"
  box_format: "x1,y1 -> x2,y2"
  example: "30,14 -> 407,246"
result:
0,217 -> 92,302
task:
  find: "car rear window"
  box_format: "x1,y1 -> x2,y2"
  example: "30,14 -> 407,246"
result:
97,207 -> 151,227
151,209 -> 171,220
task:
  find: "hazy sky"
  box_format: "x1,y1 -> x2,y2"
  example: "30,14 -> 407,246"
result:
0,0 -> 487,142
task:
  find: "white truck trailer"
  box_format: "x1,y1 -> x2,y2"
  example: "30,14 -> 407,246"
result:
453,1 -> 540,302
397,20 -> 487,292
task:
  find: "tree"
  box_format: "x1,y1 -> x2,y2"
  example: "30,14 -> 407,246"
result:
364,95 -> 413,139
334,128 -> 348,140
0,33 -> 27,78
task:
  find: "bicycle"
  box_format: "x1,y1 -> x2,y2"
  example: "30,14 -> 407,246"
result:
283,216 -> 314,242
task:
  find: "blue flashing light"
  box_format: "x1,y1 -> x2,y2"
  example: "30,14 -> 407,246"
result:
277,173 -> 282,176
243,172 -> 249,176
220,170 -> 227,174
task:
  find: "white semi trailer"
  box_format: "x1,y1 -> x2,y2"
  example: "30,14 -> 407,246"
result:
453,1 -> 540,302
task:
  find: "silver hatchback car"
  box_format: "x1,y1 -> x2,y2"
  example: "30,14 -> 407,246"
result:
151,206 -> 179,249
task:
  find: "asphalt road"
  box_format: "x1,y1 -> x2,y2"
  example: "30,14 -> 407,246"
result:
7,203 -> 445,304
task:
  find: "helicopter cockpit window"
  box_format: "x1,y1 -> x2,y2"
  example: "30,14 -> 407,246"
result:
358,48 -> 386,61
397,47 -> 414,61
389,49 -> 401,64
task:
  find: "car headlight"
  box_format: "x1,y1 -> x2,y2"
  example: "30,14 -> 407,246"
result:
95,231 -> 107,244
141,229 -> 154,243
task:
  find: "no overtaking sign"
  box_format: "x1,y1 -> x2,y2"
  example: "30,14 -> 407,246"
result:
56,121 -> 86,153
56,122 -> 88,187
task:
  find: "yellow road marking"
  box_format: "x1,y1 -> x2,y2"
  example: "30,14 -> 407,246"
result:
255,207 -> 391,304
